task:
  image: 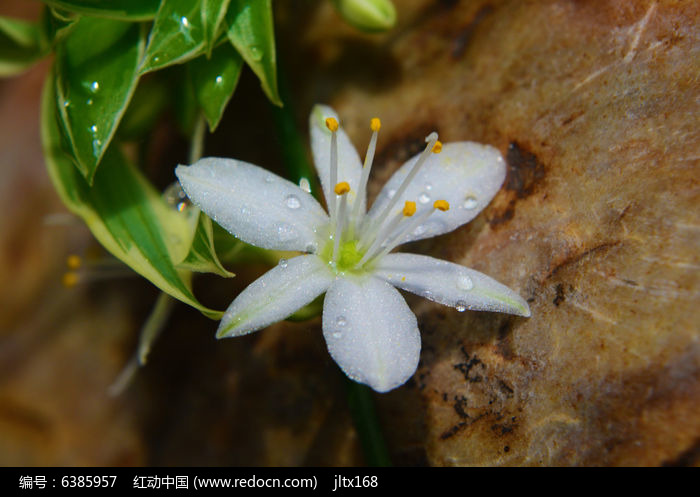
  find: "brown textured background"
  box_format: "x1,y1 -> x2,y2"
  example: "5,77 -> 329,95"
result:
0,0 -> 698,466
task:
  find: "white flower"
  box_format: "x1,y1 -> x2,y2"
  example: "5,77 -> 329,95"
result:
176,105 -> 530,392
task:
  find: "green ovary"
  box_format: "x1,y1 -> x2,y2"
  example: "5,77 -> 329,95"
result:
321,238 -> 367,273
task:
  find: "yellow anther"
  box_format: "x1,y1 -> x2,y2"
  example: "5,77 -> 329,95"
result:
433,199 -> 450,211
66,254 -> 82,270
334,181 -> 351,195
432,140 -> 443,153
370,117 -> 381,132
62,272 -> 79,288
403,201 -> 417,217
325,117 -> 339,132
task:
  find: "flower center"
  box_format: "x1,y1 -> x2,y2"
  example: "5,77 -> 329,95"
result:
321,115 -> 449,274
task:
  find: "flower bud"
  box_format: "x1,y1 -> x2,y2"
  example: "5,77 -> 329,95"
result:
331,0 -> 397,32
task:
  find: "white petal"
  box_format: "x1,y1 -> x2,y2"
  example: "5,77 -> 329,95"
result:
366,142 -> 506,243
309,104 -> 365,212
323,275 -> 420,392
176,158 -> 329,252
374,253 -> 531,317
217,254 -> 334,338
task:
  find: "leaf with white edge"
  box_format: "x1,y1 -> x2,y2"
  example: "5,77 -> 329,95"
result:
0,16 -> 46,77
42,0 -> 161,21
188,42 -> 243,131
374,253 -> 531,317
42,73 -> 223,320
367,142 -> 507,244
309,104 -> 364,213
323,275 -> 421,393
55,16 -> 144,183
139,0 -> 208,74
176,158 -> 330,252
202,0 -> 231,55
217,254 -> 333,338
226,0 -> 281,106
39,6 -> 78,49
177,212 -> 235,278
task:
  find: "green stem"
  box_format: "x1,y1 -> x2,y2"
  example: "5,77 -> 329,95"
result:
345,380 -> 393,466
189,111 -> 207,164
270,60 -> 392,467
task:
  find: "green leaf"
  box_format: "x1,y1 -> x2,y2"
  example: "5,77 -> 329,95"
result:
41,0 -> 161,21
139,0 -> 207,74
39,6 -> 79,49
55,16 -> 144,183
178,213 -> 235,278
202,0 -> 231,56
42,72 -> 223,320
188,42 -> 243,131
0,16 -> 46,76
117,75 -> 170,140
226,0 -> 281,106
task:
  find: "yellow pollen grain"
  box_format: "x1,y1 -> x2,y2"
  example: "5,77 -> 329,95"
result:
325,117 -> 339,132
334,181 -> 350,195
66,254 -> 82,269
401,276 -> 406,281
62,272 -> 79,288
434,199 -> 450,211
432,140 -> 443,153
370,117 -> 381,132
403,201 -> 417,216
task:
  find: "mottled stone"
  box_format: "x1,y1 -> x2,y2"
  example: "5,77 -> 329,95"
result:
288,0 -> 700,465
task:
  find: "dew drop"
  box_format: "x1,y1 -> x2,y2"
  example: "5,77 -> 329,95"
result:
249,45 -> 263,61
423,289 -> 434,299
91,139 -> 102,157
412,225 -> 427,236
425,182 -> 433,191
90,124 -> 98,133
463,195 -> 478,209
86,99 -> 93,106
457,275 -> 474,291
265,175 -> 275,183
285,194 -> 301,209
180,16 -> 190,28
332,331 -> 342,339
336,316 -> 347,327
304,242 -> 318,253
90,81 -> 99,93
418,192 -> 431,204
277,223 -> 296,241
215,75 -> 223,85
455,300 -> 467,312
62,100 -> 71,108
163,182 -> 188,209
387,189 -> 396,199
278,258 -> 288,268
298,177 -> 311,193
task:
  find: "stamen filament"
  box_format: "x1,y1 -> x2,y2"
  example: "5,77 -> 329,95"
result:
350,118 -> 381,235
326,117 -> 339,221
332,182 -> 350,265
360,131 -> 439,246
367,200 -> 450,265
355,201 -> 416,268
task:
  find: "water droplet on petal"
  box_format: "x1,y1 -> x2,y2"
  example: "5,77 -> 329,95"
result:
277,223 -> 296,241
457,275 -> 473,291
265,175 -> 275,183
418,192 -> 431,204
332,331 -> 342,339
412,225 -> 427,236
463,195 -> 478,209
336,316 -> 347,327
423,289 -> 433,299
425,183 -> 433,191
387,189 -> 396,199
285,194 -> 301,209
305,242 -> 318,253
278,258 -> 288,268
456,300 -> 467,312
